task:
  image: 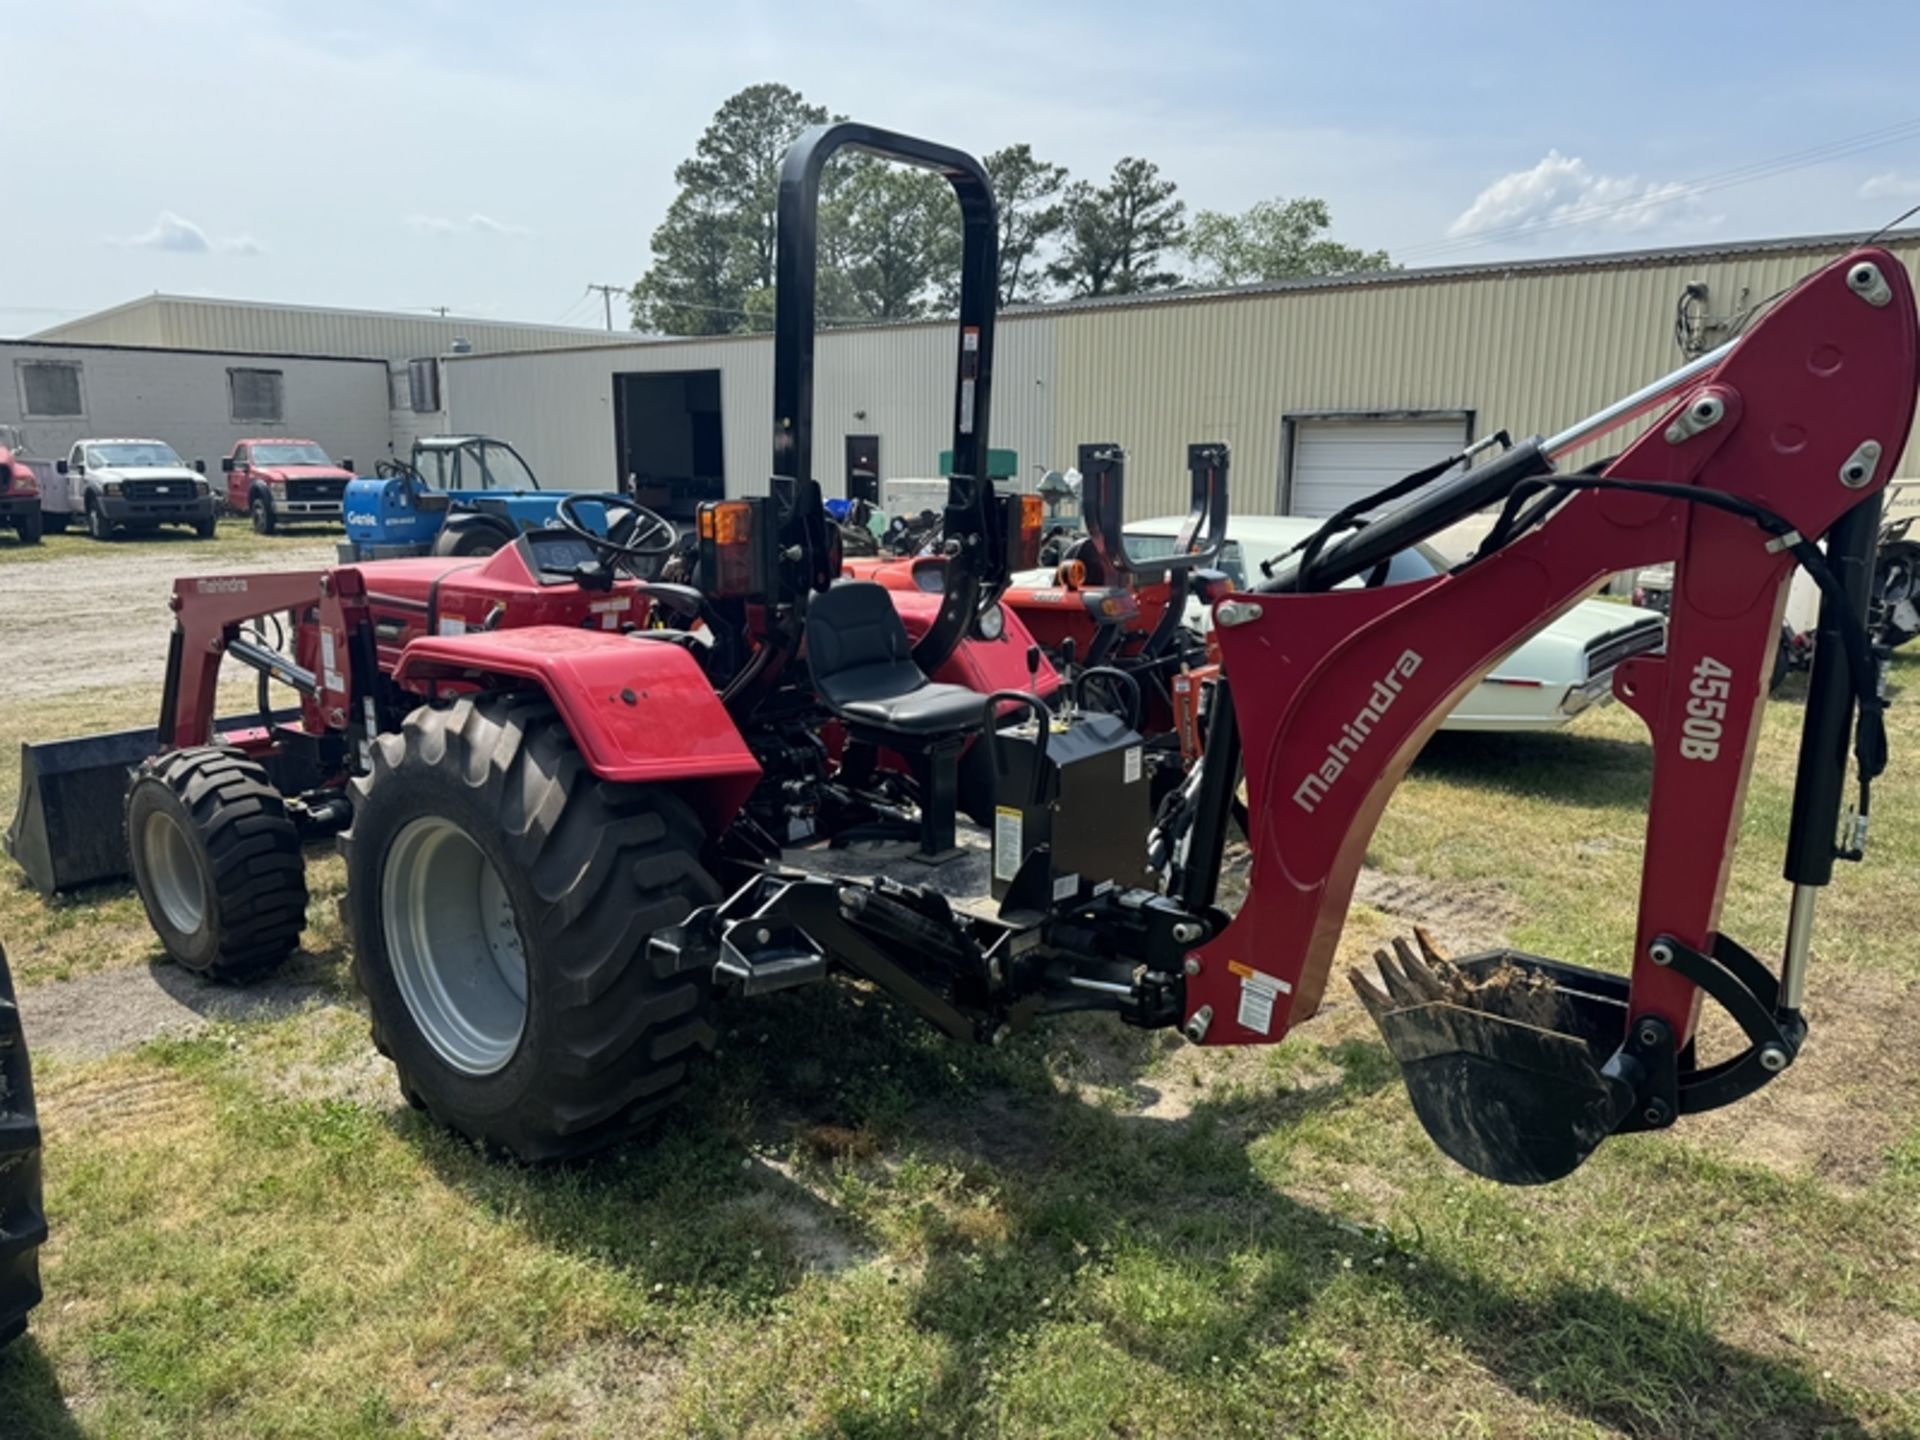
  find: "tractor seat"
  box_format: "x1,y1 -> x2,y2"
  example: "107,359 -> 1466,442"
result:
806,582 -> 986,735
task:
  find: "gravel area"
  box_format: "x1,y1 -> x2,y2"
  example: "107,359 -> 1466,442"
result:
0,535 -> 338,701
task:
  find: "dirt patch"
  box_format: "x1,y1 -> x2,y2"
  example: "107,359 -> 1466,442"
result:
1681,966 -> 1920,1189
0,536 -> 337,702
1349,869 -> 1518,956
1215,845 -> 1518,960
737,1155 -> 879,1275
16,952 -> 347,1061
38,1066 -> 204,1142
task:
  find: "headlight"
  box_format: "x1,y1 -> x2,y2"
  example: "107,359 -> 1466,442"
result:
974,603 -> 1006,641
103,481 -> 122,496
269,480 -> 287,496
195,478 -> 210,495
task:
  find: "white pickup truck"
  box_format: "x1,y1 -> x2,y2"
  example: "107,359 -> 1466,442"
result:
52,438 -> 216,540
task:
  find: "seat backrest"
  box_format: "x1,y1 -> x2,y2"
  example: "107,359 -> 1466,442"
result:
806,581 -> 928,708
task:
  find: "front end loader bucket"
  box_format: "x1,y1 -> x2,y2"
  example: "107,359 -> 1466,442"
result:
1352,934 -> 1644,1185
6,726 -> 160,894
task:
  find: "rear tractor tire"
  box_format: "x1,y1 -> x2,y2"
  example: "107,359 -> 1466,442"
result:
0,943 -> 46,1348
339,696 -> 720,1162
126,748 -> 309,981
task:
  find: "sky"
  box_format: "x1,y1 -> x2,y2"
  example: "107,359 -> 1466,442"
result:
4,0 -> 1920,337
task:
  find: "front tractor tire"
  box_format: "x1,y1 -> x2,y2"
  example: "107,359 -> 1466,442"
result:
0,943 -> 46,1347
126,748 -> 309,981
340,697 -> 721,1162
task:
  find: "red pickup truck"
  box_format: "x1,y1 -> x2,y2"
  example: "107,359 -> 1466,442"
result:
0,425 -> 49,545
222,438 -> 355,533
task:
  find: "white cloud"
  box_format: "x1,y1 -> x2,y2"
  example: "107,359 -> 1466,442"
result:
1860,171 -> 1920,201
114,210 -> 263,255
407,212 -> 532,239
1447,151 -> 1705,243
121,210 -> 211,253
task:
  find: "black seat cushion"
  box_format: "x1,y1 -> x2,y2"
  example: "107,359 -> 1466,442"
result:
807,582 -> 987,737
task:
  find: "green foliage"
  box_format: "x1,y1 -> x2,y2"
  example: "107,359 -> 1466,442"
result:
1049,157 -> 1188,297
1187,196 -> 1394,286
985,143 -> 1070,307
634,86 -> 1384,328
632,82 -> 829,334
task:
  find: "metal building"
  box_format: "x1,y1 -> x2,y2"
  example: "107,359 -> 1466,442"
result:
435,229 -> 1920,521
1,339 -> 391,477
31,296 -> 625,460
31,294 -> 617,365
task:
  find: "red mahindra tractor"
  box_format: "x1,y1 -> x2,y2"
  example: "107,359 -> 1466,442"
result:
11,124 -> 1917,1189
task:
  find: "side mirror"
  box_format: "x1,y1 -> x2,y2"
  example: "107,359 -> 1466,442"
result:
193,459 -> 207,475
56,459 -> 69,475
221,457 -> 235,473
341,458 -> 355,475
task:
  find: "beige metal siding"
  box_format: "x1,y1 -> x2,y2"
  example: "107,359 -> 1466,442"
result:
1051,239 -> 1920,518
442,316 -> 1057,498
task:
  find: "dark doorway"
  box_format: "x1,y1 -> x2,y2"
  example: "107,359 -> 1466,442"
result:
845,434 -> 880,504
612,369 -> 725,522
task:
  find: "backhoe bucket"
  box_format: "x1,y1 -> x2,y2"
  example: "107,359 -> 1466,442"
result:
1351,934 -> 1640,1185
6,726 -> 158,895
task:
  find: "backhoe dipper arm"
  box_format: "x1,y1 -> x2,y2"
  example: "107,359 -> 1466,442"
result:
1188,248 -> 1916,1178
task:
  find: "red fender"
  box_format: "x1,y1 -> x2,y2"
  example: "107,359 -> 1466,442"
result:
392,626 -> 761,832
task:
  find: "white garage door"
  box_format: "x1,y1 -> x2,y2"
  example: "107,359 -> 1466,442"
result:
1288,416 -> 1470,518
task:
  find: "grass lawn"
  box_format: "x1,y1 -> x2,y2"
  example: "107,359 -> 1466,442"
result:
0,653 -> 1916,1437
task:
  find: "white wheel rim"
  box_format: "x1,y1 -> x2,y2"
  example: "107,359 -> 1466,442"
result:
143,809 -> 206,935
381,816 -> 529,1076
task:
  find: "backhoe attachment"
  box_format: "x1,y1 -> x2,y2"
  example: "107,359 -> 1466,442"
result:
1190,246 -> 1918,1183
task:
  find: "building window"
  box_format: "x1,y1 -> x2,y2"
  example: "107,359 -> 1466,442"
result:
16,360 -> 85,419
229,367 -> 285,422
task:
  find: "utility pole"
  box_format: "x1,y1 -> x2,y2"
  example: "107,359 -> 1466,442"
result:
586,283 -> 625,332
428,305 -> 451,318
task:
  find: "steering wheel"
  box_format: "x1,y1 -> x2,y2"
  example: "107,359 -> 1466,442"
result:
556,492 -> 677,572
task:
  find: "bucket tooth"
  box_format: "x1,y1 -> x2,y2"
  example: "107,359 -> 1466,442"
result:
1350,944 -> 1639,1185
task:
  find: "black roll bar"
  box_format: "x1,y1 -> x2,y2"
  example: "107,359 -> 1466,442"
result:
771,122 -> 999,671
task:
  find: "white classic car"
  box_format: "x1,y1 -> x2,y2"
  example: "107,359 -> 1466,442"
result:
1116,512 -> 1668,733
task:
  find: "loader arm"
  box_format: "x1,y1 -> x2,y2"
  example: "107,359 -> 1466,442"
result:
1191,247 -> 1918,1181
